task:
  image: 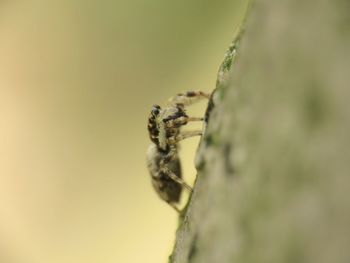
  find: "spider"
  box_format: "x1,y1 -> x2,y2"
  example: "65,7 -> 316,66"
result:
146,91 -> 210,212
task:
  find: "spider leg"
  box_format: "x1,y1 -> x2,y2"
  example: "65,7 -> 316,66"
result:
187,117 -> 204,122
167,202 -> 181,213
165,116 -> 188,128
176,130 -> 202,141
167,130 -> 202,145
161,166 -> 193,192
168,91 -> 210,107
163,106 -> 205,130
164,116 -> 204,131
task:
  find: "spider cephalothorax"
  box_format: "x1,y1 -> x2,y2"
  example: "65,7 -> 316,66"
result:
146,91 -> 210,212
148,103 -> 189,151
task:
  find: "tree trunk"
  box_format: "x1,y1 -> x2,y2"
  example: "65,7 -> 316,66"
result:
170,0 -> 350,262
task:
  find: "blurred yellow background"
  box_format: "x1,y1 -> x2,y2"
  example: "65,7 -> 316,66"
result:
0,1 -> 248,262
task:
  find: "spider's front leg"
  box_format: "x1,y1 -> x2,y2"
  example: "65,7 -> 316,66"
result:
187,117 -> 205,122
164,116 -> 204,131
168,90 -> 211,107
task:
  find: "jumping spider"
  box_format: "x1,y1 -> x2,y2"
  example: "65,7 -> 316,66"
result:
146,91 -> 210,212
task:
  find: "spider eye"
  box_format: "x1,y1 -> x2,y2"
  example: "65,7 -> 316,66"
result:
151,105 -> 161,116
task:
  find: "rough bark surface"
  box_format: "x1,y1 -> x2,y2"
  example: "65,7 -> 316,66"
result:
170,0 -> 350,262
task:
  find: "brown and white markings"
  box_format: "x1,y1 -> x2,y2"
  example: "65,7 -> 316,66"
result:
146,91 -> 210,212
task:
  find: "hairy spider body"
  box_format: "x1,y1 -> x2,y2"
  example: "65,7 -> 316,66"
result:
148,105 -> 187,151
146,91 -> 210,211
147,144 -> 182,205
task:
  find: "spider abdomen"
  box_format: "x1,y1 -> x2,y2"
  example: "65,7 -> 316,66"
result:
146,144 -> 183,203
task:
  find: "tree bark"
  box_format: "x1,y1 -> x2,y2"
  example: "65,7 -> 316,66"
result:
170,0 -> 350,262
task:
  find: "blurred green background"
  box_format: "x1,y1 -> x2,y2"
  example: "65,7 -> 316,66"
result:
0,0 -> 248,262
